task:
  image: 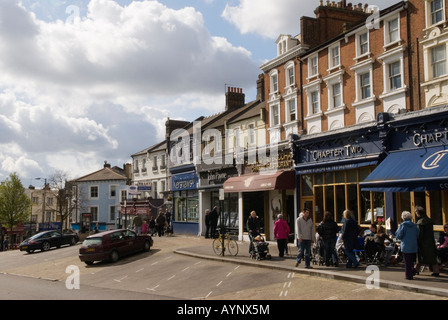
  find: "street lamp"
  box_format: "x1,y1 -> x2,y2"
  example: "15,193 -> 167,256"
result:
34,178 -> 47,231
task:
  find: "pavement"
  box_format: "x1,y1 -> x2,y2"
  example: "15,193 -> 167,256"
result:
174,237 -> 448,298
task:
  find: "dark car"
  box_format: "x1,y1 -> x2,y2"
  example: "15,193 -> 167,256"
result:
79,229 -> 153,265
20,230 -> 78,253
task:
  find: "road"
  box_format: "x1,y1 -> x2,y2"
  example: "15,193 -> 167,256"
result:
0,235 -> 443,301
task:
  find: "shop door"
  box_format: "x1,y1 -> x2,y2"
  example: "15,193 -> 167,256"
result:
301,199 -> 313,218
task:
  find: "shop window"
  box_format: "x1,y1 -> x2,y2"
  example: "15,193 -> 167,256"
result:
301,175 -> 314,197
325,186 -> 335,221
335,185 -> 346,223
309,167 -> 380,225
315,186 -> 324,223
429,191 -> 443,226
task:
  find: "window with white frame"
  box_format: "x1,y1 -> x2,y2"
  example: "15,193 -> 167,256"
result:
389,61 -> 403,90
90,206 -> 98,221
329,44 -> 340,69
109,206 -> 115,222
311,91 -> 320,114
90,186 -> 98,199
431,44 -> 447,78
387,17 -> 400,44
270,105 -> 280,126
431,0 -> 445,25
287,99 -> 297,122
332,83 -> 342,108
110,185 -> 116,198
324,70 -> 345,110
360,72 -> 372,99
285,62 -> 295,87
248,124 -> 255,145
359,32 -> 369,56
234,127 -> 241,148
270,71 -> 279,93
309,55 -> 318,77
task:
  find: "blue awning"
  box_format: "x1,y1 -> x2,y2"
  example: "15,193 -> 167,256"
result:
360,146 -> 448,192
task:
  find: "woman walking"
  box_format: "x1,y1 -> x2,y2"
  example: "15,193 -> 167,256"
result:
274,214 -> 290,258
317,211 -> 339,267
395,211 -> 419,280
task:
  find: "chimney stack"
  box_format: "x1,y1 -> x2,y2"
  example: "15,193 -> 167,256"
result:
226,86 -> 245,111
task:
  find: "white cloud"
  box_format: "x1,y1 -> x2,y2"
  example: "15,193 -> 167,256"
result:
0,0 -> 259,181
222,0 -> 396,40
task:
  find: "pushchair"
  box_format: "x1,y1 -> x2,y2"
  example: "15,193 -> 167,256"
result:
312,233 -> 325,266
250,234 -> 271,260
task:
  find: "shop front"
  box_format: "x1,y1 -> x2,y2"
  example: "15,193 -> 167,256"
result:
223,148 -> 296,241
171,166 -> 199,235
292,119 -> 386,229
197,163 -> 239,236
360,106 -> 448,231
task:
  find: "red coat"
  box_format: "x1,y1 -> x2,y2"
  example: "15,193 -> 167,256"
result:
274,219 -> 290,240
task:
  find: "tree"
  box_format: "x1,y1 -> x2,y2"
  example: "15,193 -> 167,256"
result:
0,173 -> 32,234
48,170 -> 71,231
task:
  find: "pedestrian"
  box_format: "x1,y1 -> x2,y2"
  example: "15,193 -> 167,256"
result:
274,214 -> 290,258
395,211 -> 419,280
149,216 -> 156,236
414,206 -> 440,277
204,209 -> 211,238
156,209 -> 166,237
437,223 -> 448,265
165,208 -> 172,226
3,238 -> 9,251
142,220 -> 148,235
340,210 -> 359,268
317,211 -> 339,267
295,208 -> 315,269
247,210 -> 261,254
209,206 -> 219,239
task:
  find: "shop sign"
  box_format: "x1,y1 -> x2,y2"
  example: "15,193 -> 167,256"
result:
172,173 -> 198,191
413,130 -> 448,147
310,144 -> 364,161
245,151 -> 294,173
200,167 -> 238,186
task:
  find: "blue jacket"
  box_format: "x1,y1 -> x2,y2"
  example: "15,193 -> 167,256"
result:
395,220 -> 419,254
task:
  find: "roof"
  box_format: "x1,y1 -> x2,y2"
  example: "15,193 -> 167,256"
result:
74,166 -> 127,182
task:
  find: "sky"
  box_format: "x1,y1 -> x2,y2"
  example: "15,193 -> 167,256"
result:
0,0 -> 392,186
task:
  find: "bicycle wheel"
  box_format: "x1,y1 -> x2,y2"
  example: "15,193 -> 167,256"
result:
213,239 -> 224,256
227,239 -> 239,256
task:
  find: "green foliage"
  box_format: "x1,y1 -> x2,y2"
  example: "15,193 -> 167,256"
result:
0,173 -> 32,231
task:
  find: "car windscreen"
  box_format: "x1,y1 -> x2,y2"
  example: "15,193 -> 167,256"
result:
82,238 -> 103,246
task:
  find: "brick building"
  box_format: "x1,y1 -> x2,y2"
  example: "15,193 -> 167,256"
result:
260,0 -> 448,231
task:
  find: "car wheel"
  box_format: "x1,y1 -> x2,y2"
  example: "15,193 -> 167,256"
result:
143,240 -> 151,252
109,250 -> 119,263
85,261 -> 94,265
42,241 -> 51,251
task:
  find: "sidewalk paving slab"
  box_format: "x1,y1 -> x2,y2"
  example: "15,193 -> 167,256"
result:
174,238 -> 448,298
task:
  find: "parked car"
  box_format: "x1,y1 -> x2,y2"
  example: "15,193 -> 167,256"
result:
19,230 -> 78,253
63,229 -> 80,243
79,229 -> 153,265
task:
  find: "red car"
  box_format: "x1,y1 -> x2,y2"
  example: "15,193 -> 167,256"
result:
79,229 -> 153,265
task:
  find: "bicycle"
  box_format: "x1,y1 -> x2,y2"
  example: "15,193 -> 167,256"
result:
212,233 -> 239,256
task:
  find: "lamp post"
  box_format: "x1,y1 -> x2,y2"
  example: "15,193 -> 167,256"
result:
34,178 -> 47,232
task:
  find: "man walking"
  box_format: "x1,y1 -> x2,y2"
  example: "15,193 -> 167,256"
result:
296,208 -> 315,268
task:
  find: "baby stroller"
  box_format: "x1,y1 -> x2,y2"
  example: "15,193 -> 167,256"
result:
250,234 -> 271,260
312,233 -> 325,266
